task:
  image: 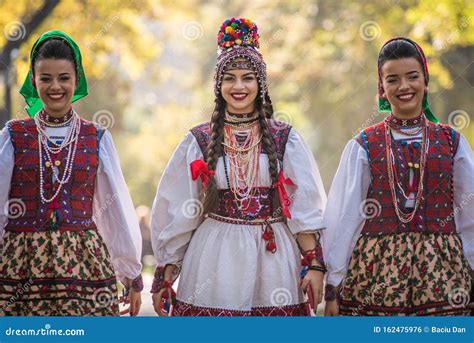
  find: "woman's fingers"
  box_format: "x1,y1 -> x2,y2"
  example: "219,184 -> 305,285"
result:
300,277 -> 309,290
152,293 -> 164,316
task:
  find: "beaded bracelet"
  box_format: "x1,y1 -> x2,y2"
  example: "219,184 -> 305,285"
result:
307,265 -> 327,274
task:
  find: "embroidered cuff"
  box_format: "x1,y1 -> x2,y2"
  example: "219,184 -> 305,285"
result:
324,284 -> 339,302
300,231 -> 325,268
131,275 -> 144,292
150,264 -> 180,293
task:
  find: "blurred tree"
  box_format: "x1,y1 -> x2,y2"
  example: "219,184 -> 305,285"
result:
0,0 -> 162,128
0,0 -> 60,125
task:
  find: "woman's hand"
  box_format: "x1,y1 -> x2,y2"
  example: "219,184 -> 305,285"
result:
324,299 -> 339,316
152,289 -> 168,316
300,269 -> 324,310
151,264 -> 178,316
119,278 -> 142,316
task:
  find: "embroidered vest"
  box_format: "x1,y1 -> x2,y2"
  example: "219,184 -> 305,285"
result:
355,120 -> 460,235
5,118 -> 105,232
190,119 -> 292,220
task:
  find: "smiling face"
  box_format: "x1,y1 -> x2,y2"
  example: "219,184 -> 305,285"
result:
380,57 -> 426,119
220,63 -> 258,114
34,58 -> 76,117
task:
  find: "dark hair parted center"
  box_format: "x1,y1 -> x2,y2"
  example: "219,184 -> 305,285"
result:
32,38 -> 77,75
378,39 -> 424,72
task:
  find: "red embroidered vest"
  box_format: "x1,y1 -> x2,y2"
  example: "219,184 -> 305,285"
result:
190,119 -> 292,220
5,118 -> 104,232
355,120 -> 460,235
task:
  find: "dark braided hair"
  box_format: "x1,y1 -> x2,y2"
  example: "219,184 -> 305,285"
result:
255,96 -> 278,184
202,96 -> 226,214
201,91 -> 280,214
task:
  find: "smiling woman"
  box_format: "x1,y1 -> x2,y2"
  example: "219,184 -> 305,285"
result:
380,58 -> 426,119
324,38 -> 474,316
34,58 -> 76,117
0,31 -> 144,316
220,65 -> 259,113
149,18 -> 328,316
31,38 -> 77,117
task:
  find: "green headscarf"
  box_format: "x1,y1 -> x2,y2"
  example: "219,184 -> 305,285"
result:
19,30 -> 88,118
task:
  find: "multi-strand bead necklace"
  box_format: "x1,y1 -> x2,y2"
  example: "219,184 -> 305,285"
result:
384,114 -> 429,223
222,111 -> 262,209
34,109 -> 81,204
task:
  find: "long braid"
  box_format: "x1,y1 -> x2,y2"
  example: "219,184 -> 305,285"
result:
202,98 -> 226,214
255,99 -> 278,183
257,111 -> 280,214
256,97 -> 280,211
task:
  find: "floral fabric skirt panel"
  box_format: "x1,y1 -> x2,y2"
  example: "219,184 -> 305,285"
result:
339,232 -> 471,316
0,229 -> 119,316
173,217 -> 309,316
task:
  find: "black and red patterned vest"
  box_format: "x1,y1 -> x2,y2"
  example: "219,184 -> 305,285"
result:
190,119 -> 292,220
355,120 -> 460,235
5,118 -> 105,232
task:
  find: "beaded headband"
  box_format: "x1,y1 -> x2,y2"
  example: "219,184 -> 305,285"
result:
377,37 -> 438,123
214,17 -> 272,109
225,59 -> 253,71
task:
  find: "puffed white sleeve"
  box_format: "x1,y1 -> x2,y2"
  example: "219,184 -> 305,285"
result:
453,134 -> 474,270
150,132 -> 203,267
0,127 -> 14,241
323,139 -> 371,286
282,129 -> 327,235
93,130 -> 142,282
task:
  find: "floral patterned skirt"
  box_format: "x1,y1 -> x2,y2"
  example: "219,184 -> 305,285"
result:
339,232 -> 471,316
0,229 -> 119,316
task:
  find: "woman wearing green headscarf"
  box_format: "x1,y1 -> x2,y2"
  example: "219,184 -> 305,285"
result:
0,30 -> 143,316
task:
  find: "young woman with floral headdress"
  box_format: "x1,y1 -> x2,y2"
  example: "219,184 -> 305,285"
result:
150,18 -> 327,316
324,37 -> 473,316
0,30 -> 143,316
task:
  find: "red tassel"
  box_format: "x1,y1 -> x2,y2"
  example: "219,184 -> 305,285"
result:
266,241 -> 276,253
262,222 -> 277,253
262,231 -> 271,241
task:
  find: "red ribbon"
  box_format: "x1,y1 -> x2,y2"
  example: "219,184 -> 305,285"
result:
273,170 -> 295,219
190,160 -> 215,187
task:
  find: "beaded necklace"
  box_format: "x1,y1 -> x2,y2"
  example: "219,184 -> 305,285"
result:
36,109 -> 74,127
34,109 -> 81,204
384,115 -> 429,223
223,120 -> 262,209
224,110 -> 259,124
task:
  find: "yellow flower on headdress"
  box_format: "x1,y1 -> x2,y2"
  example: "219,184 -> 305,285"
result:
225,26 -> 234,34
